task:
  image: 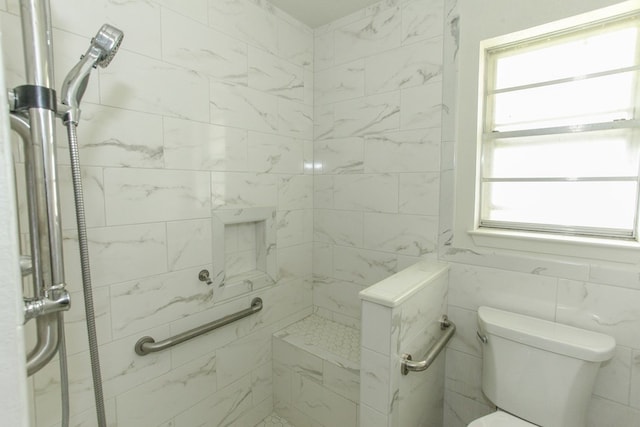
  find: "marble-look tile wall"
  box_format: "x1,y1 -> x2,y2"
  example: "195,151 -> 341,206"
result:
360,261 -> 448,427
312,0 -> 445,328
5,0 -> 638,425
5,0 -> 313,425
440,1 -> 640,426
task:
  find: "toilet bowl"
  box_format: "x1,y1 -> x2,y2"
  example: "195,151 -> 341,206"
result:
468,410 -> 535,427
467,306 -> 616,427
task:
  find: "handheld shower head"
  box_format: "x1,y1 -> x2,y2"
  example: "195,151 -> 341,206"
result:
60,24 -> 124,124
91,24 -> 124,68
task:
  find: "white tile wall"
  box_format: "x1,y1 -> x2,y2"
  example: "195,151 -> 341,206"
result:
247,132 -> 304,174
315,60 -> 365,106
101,50 -> 211,122
311,0 -> 444,329
162,117 -> 248,172
208,0 -> 279,55
333,92 -> 401,138
62,223 -> 168,290
314,137 -> 365,175
210,81 -> 279,132
364,38 -> 442,95
104,168 -> 211,225
333,6 -> 402,64
57,104 -> 165,169
161,8 -> 248,84
7,0 -> 640,425
333,174 -> 399,213
359,262 -> 449,427
402,0 -> 445,44
7,0 -> 313,425
364,128 -> 441,173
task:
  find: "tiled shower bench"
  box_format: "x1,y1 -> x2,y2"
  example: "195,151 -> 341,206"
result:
272,314 -> 361,427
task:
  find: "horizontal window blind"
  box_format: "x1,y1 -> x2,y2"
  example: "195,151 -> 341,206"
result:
480,13 -> 640,239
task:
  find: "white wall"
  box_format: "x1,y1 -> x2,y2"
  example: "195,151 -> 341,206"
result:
441,1 -> 640,426
0,25 -> 30,427
2,0 -> 314,425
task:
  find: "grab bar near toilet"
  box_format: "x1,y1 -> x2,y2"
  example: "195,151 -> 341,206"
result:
401,315 -> 456,375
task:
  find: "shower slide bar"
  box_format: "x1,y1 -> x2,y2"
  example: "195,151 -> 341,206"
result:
12,0 -> 71,377
134,297 -> 263,356
400,315 -> 456,375
14,113 -> 70,327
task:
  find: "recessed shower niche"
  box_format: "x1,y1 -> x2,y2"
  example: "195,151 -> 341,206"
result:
211,207 -> 276,300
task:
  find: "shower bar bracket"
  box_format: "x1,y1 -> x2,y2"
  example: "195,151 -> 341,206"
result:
134,297 -> 263,356
401,314 -> 456,375
10,84 -> 57,112
23,289 -> 71,323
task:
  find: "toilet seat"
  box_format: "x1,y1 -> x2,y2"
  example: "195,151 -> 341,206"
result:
468,410 -> 537,427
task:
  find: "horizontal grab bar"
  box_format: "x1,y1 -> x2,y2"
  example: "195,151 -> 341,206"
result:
401,315 -> 456,375
134,297 -> 263,356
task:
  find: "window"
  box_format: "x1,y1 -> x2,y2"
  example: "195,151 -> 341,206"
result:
479,12 -> 640,240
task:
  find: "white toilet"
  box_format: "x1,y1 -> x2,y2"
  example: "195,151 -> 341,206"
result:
468,306 -> 616,427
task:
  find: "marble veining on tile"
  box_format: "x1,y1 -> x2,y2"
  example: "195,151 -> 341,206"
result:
63,104 -> 165,168
402,0 -> 445,45
210,81 -> 279,133
208,0 -> 279,54
249,46 -> 304,101
365,38 -> 443,95
255,412 -> 296,427
334,6 -> 402,64
161,8 -> 248,84
314,60 -> 365,105
333,92 -> 401,138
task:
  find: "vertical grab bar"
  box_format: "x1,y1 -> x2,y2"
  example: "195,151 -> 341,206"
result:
10,114 -> 63,375
15,0 -> 69,375
401,315 -> 456,375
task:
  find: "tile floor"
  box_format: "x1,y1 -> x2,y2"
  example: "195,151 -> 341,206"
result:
255,412 -> 295,427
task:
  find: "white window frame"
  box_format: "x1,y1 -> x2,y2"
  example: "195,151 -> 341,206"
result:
480,13 -> 640,240
452,0 -> 640,263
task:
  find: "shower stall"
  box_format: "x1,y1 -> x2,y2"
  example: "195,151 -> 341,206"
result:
1,0 -> 452,425
0,0 -> 467,424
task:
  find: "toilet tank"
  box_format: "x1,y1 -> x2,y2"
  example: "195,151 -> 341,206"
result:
478,306 -> 615,427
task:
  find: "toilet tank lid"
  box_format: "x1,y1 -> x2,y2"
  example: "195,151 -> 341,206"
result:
478,306 -> 616,362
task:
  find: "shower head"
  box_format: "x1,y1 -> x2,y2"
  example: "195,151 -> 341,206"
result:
90,24 -> 124,68
60,24 -> 124,124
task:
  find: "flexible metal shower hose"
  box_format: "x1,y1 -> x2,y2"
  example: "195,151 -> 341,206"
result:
65,122 -> 107,427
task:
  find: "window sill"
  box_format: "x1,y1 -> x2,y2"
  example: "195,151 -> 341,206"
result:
468,227 -> 640,263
